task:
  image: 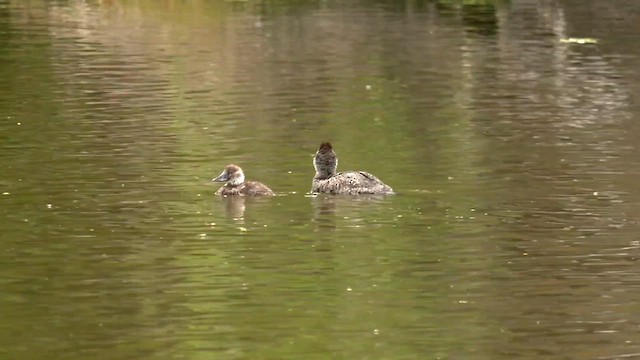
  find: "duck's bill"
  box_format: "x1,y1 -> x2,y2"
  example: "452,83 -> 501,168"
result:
212,171 -> 229,182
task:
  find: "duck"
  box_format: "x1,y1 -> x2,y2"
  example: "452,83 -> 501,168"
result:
311,143 -> 394,195
212,164 -> 275,196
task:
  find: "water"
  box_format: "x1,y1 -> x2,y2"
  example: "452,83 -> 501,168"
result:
2,1 -> 640,359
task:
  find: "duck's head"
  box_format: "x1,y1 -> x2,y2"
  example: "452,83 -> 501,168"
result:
313,142 -> 338,180
213,164 -> 245,186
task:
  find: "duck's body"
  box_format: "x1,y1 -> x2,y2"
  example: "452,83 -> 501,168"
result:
311,143 -> 394,195
213,164 -> 275,196
215,181 -> 275,196
312,171 -> 394,195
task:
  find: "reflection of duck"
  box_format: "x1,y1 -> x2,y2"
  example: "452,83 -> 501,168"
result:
310,194 -> 391,231
311,143 -> 394,195
221,196 -> 246,220
213,164 -> 275,196
216,196 -> 275,221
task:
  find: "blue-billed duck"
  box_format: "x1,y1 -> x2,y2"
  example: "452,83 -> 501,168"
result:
311,143 -> 394,195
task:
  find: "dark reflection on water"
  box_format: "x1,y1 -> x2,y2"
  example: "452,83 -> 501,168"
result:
310,194 -> 395,229
2,0 -> 640,359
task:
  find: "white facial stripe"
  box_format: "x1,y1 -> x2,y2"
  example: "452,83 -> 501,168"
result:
234,172 -> 244,185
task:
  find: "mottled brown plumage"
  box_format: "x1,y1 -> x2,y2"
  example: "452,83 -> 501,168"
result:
213,164 -> 275,196
311,143 -> 394,195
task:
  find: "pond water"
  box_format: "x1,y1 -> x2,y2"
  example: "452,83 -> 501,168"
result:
1,1 -> 640,359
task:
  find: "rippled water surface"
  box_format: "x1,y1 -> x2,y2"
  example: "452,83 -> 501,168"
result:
2,1 -> 640,359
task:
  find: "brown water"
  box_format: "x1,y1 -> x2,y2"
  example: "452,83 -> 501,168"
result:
2,1 -> 640,359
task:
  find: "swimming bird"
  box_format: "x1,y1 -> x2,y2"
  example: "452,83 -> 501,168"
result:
213,164 -> 275,196
311,143 -> 394,195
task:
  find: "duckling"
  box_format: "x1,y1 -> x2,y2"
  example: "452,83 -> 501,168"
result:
213,164 -> 275,196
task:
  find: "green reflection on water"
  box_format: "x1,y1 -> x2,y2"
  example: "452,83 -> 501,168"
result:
2,0 -> 640,359
0,2 -> 493,358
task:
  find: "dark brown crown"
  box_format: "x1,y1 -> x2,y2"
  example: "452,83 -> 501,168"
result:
225,164 -> 241,173
318,142 -> 333,152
